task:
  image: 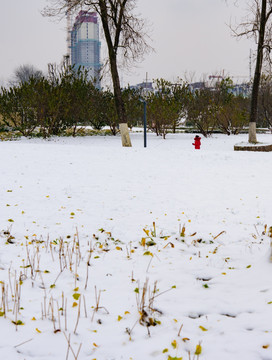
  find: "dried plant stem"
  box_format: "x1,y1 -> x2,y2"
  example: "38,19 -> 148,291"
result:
8,266 -> 14,298
146,256 -> 153,273
75,228 -> 81,264
64,332 -> 82,360
178,323 -> 183,337
57,300 -> 61,330
74,252 -> 78,289
50,241 -> 55,262
50,268 -> 64,290
14,338 -> 33,348
1,282 -> 6,318
74,296 -> 81,334
48,296 -> 56,332
91,286 -> 109,322
4,284 -> 8,314
65,298 -> 68,331
213,231 -> 226,240
61,291 -> 64,316
254,224 -> 260,236
58,237 -> 64,272
44,295 -> 47,319
83,295 -> 87,318
65,332 -> 71,360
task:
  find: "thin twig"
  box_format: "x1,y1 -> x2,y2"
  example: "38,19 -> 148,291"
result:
14,338 -> 33,348
178,323 -> 183,337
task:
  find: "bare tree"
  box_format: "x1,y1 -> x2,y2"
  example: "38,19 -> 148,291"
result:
9,64 -> 43,86
43,0 -> 151,147
232,0 -> 272,143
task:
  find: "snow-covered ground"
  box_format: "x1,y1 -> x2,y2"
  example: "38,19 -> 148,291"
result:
0,132 -> 272,360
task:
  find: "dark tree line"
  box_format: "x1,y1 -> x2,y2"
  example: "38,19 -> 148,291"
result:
3,63 -> 269,139
0,64 -> 144,138
0,65 -> 98,137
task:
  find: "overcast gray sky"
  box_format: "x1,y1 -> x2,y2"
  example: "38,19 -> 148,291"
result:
0,0 -> 252,86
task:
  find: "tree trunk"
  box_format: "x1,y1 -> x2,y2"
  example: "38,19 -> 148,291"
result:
99,0 -> 132,147
119,123 -> 131,146
108,53 -> 131,147
249,0 -> 267,143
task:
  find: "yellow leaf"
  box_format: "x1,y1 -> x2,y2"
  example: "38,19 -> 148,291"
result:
263,344 -> 270,349
32,317 -> 36,321
93,342 -> 99,347
180,225 -> 186,237
182,337 -> 190,342
73,293 -> 81,300
199,325 -> 208,331
143,229 -> 149,236
162,348 -> 168,353
116,246 -> 122,251
171,339 -> 177,349
36,328 -> 41,333
141,238 -> 146,246
118,315 -> 123,321
72,302 -> 78,307
195,344 -> 202,355
143,251 -> 153,256
124,311 -> 130,315
222,272 -> 226,275
173,319 -> 178,323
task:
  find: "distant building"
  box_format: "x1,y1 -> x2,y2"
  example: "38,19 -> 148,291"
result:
230,83 -> 251,98
71,11 -> 101,86
188,82 -> 206,92
129,81 -> 154,95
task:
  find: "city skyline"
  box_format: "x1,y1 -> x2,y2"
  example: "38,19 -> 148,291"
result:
0,0 -> 253,87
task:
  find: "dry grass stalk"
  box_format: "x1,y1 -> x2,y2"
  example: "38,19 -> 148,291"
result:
1,282 -> 7,318
91,286 -> 109,322
64,332 -> 82,360
73,295 -> 81,334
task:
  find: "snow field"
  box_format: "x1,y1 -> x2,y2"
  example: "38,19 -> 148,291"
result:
0,133 -> 272,360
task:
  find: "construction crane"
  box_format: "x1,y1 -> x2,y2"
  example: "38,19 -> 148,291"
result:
209,74 -> 249,84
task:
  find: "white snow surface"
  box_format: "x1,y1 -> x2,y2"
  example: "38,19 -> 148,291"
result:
0,132 -> 272,360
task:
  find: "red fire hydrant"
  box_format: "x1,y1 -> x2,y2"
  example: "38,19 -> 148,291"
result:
192,135 -> 201,149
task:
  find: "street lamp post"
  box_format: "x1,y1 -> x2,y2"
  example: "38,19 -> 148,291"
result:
143,100 -> 147,148
140,99 -> 147,148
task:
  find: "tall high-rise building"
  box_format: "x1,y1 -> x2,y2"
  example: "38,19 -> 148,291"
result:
71,11 -> 101,86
